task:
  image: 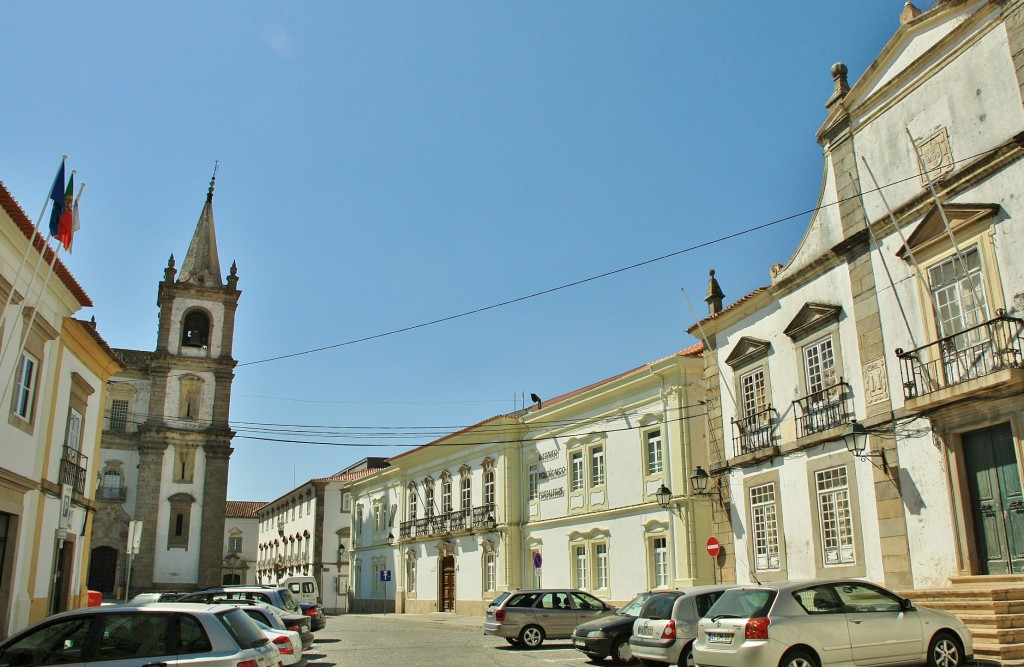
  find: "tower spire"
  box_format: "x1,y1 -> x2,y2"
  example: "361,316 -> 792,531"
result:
179,164 -> 223,286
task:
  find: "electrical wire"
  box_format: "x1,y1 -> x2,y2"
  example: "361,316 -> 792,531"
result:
237,145 -> 1006,368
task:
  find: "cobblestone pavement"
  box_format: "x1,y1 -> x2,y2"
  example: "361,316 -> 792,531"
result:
307,612 -> 607,667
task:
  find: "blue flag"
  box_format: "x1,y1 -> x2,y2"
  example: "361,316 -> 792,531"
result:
49,160 -> 66,237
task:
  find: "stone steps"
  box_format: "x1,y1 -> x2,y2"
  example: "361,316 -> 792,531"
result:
902,578 -> 1024,665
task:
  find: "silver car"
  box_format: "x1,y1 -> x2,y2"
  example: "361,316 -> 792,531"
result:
0,603 -> 280,667
484,588 -> 615,649
692,579 -> 973,667
630,585 -> 730,667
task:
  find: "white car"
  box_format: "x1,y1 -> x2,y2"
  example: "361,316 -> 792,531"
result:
252,619 -> 304,667
692,579 -> 973,667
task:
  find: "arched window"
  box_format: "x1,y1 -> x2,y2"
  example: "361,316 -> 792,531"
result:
182,311 -> 210,348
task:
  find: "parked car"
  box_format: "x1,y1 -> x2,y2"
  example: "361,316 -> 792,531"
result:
177,585 -> 326,631
630,585 -> 729,667
484,588 -> 616,649
251,619 -> 305,667
198,599 -> 314,651
572,590 -> 658,664
0,603 -> 279,667
692,579 -> 973,667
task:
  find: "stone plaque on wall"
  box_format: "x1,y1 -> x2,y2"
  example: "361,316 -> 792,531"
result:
916,127 -> 953,185
863,357 -> 890,406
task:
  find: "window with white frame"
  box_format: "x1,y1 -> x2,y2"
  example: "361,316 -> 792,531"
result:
407,485 -> 417,520
528,464 -> 539,501
651,536 -> 669,587
66,409 -> 82,455
424,481 -> 435,516
461,477 -> 471,510
442,475 -> 453,513
929,246 -> 989,343
373,504 -> 383,534
484,551 -> 496,592
594,543 -> 608,590
574,545 -> 587,588
483,470 -> 495,506
590,446 -> 605,487
750,482 -> 780,571
570,451 -> 584,491
229,535 -> 242,552
102,470 -> 121,493
645,429 -> 663,475
342,493 -> 351,512
740,367 -> 767,419
816,466 -> 855,565
13,353 -> 37,421
406,557 -> 416,594
804,336 -> 837,399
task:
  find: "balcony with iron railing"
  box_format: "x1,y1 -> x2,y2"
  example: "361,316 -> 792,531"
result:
792,379 -> 852,439
399,504 -> 496,541
59,447 -> 89,495
731,405 -> 775,458
897,312 -> 1024,408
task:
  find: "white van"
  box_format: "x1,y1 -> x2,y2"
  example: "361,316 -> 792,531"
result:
282,576 -> 319,605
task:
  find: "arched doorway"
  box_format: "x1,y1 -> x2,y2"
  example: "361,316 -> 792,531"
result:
88,546 -> 118,593
439,555 -> 455,612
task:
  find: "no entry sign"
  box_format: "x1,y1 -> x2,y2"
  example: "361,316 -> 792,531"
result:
706,537 -> 721,558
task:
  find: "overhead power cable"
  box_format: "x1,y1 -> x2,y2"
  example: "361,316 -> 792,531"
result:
235,145 -> 1002,368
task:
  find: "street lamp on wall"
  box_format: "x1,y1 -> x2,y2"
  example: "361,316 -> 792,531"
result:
386,533 -> 394,546
690,466 -> 710,495
655,485 -> 673,509
843,420 -> 887,471
483,514 -> 498,533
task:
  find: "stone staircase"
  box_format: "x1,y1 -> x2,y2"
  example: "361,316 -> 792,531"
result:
902,576 -> 1024,666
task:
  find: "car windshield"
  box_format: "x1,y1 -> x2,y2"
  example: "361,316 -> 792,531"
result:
639,592 -> 681,620
617,592 -> 654,616
488,592 -> 510,608
218,608 -> 268,649
704,588 -> 777,620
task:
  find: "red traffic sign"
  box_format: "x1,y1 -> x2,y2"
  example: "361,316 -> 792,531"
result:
532,552 -> 543,569
706,537 -> 721,558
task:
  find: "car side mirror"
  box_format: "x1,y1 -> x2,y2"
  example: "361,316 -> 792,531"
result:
900,598 -> 915,612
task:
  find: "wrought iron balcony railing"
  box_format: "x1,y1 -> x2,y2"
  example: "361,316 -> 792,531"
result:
399,504 -> 496,540
95,485 -> 128,501
897,313 -> 1024,400
731,405 -> 775,457
793,379 -> 851,439
59,447 -> 89,495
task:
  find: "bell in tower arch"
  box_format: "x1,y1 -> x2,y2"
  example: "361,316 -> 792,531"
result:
182,310 -> 210,349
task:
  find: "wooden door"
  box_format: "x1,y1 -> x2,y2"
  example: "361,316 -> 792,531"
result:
440,555 -> 455,611
964,423 -> 1024,574
87,546 -> 118,593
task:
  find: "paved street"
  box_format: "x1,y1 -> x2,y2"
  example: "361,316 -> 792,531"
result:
307,612 -> 606,667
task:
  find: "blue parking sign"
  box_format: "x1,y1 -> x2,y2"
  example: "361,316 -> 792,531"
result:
380,569 -> 392,582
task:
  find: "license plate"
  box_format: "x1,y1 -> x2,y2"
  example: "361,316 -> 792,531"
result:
639,626 -> 654,636
706,632 -> 732,644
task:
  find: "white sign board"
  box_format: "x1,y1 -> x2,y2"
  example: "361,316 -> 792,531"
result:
127,520 -> 143,555
59,483 -> 73,530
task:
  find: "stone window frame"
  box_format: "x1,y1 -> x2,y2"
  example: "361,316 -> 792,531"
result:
422,477 -> 435,517
806,451 -> 866,579
167,493 -> 196,549
181,308 -> 212,350
567,528 -> 611,596
440,471 -> 453,514
480,540 -> 497,594
406,482 -> 418,521
460,474 -> 472,511
228,529 -> 243,553
643,519 -> 670,589
638,413 -> 666,498
9,311 -> 57,433
482,464 -> 496,507
177,374 -> 205,421
743,469 -> 787,582
565,433 -> 609,515
173,447 -> 196,484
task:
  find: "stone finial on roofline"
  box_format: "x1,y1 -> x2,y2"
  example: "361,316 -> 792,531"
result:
901,1 -> 922,24
826,62 -> 850,109
705,269 -> 725,316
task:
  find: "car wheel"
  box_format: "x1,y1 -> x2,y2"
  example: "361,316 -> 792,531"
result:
927,632 -> 964,667
518,625 -> 545,649
778,648 -> 818,667
678,642 -> 693,667
611,637 -> 635,665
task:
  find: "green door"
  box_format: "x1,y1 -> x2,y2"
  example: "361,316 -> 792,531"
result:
964,423 -> 1024,574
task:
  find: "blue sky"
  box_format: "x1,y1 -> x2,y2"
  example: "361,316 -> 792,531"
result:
2,2 -> 927,501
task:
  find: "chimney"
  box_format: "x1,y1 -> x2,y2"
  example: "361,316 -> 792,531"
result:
705,269 -> 725,316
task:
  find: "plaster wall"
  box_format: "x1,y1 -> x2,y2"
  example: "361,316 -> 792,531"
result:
151,446 -> 207,583
160,370 -> 216,429
165,298 -> 227,358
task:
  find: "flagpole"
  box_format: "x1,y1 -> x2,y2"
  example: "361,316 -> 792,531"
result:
0,156 -> 65,329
